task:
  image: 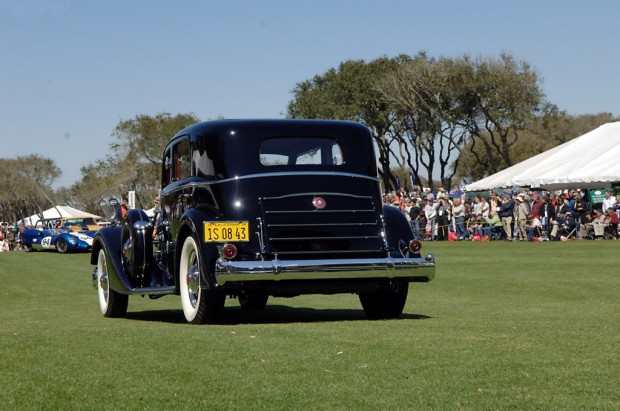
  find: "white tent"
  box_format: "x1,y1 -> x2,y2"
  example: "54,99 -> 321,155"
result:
466,122 -> 620,191
19,206 -> 102,227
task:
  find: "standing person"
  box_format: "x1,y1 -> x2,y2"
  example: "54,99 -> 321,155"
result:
572,193 -> 585,238
472,195 -> 482,218
452,198 -> 468,240
515,195 -> 530,241
602,190 -> 617,214
480,196 -> 491,218
435,198 -> 451,241
530,192 -> 543,219
6,227 -> 16,251
409,198 -> 423,240
539,195 -> 555,230
490,192 -> 501,215
424,199 -> 437,240
499,193 -> 516,240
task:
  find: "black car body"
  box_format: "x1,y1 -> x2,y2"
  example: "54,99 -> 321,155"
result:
90,119 -> 435,323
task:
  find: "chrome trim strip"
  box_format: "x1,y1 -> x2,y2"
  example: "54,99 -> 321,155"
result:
233,171 -> 380,184
214,255 -> 436,285
268,222 -> 377,228
261,191 -> 375,200
174,172 -> 380,188
265,209 -> 375,214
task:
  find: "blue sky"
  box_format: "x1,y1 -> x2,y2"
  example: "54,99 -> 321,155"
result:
2,0 -> 619,188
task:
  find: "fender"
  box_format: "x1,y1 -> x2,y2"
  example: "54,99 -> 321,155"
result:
175,207 -> 221,291
90,226 -> 135,294
382,204 -> 416,257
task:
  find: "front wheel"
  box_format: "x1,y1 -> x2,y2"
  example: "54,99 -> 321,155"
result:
359,282 -> 409,320
56,238 -> 68,254
97,248 -> 128,317
179,235 -> 225,324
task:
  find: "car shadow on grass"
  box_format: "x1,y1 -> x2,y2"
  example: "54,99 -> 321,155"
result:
124,305 -> 431,325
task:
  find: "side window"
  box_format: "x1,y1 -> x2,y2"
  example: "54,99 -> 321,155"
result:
192,137 -> 216,178
162,147 -> 172,187
173,139 -> 191,181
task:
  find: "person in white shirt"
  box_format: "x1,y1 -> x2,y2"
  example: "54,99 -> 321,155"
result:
424,200 -> 437,240
602,191 -> 617,214
525,214 -> 542,241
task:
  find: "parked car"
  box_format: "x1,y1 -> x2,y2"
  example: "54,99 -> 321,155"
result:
60,217 -> 100,232
90,119 -> 435,324
31,216 -> 99,232
22,225 -> 93,253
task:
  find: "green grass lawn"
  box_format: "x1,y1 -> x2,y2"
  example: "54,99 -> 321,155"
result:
1,241 -> 618,410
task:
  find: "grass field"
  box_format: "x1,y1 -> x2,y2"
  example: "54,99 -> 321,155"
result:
1,241 -> 618,410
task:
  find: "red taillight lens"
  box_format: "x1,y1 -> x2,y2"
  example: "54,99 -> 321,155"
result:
222,244 -> 238,260
408,240 -> 422,253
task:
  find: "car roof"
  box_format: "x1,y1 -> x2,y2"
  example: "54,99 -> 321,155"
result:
167,119 -> 378,178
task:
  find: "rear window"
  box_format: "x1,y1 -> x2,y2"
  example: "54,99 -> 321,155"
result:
259,138 -> 344,166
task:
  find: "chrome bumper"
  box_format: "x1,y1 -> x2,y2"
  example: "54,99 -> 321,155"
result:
214,254 -> 435,285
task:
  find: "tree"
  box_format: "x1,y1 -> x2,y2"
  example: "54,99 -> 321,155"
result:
461,53 -> 546,177
72,112 -> 200,214
287,57 -> 409,191
378,54 -> 472,189
0,155 -> 61,224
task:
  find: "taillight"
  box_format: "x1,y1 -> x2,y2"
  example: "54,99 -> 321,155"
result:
222,244 -> 238,260
408,240 -> 422,253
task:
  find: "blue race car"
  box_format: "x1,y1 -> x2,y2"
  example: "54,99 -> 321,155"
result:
22,226 -> 94,253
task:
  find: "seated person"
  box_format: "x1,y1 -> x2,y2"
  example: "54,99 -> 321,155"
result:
525,214 -> 542,241
482,211 -> 503,240
585,209 -> 606,239
467,215 -> 485,239
604,207 -> 619,238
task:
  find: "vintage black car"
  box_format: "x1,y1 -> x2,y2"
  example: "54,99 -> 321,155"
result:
90,119 -> 435,324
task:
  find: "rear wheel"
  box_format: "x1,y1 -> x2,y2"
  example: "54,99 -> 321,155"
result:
359,282 -> 409,320
179,235 -> 225,324
97,248 -> 128,317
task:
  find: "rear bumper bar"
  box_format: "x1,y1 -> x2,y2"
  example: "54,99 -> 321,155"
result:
214,254 -> 435,285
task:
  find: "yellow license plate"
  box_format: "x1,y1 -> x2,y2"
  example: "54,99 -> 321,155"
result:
204,221 -> 250,242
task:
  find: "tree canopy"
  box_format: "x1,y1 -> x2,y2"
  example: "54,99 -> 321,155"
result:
0,155 -> 61,223
288,52 -> 569,190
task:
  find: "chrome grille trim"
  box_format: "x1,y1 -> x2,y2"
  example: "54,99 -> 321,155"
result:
259,192 -> 384,257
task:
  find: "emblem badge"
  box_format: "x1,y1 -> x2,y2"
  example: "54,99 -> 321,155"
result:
312,196 -> 326,210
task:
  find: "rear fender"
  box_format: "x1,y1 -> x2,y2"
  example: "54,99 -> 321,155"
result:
175,208 -> 220,291
382,204 -> 418,257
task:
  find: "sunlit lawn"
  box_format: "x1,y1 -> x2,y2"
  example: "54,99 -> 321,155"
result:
1,241 -> 618,410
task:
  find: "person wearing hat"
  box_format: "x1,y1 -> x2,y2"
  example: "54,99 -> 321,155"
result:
515,195 -> 530,241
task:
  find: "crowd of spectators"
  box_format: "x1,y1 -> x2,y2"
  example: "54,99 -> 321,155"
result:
0,224 -> 21,252
385,186 -> 620,242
